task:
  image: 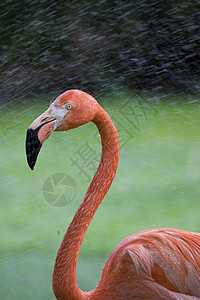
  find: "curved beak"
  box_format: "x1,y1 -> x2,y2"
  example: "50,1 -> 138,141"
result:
26,108 -> 56,170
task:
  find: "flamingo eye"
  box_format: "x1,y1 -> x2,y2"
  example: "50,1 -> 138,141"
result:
65,103 -> 73,110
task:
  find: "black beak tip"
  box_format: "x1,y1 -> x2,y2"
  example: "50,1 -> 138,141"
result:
28,159 -> 35,171
26,128 -> 42,171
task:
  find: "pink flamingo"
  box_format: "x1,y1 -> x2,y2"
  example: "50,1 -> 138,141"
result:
26,89 -> 200,299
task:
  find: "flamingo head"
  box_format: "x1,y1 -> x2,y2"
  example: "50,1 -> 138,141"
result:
26,89 -> 99,170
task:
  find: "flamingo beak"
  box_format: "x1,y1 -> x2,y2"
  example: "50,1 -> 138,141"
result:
26,109 -> 56,170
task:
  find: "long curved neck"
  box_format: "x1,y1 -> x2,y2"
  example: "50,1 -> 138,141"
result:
52,106 -> 119,300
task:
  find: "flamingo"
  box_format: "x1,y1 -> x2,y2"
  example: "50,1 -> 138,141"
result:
26,89 -> 200,300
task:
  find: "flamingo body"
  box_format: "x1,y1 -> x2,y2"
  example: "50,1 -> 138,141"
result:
92,228 -> 200,299
26,90 -> 200,299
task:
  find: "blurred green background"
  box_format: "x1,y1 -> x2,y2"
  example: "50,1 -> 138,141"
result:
1,93 -> 200,299
1,0 -> 200,299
